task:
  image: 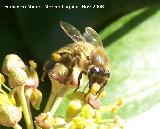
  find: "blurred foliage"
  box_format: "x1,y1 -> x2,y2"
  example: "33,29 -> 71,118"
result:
1,0 -> 160,129
100,5 -> 160,119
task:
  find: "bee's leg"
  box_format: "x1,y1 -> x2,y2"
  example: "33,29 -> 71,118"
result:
98,79 -> 107,91
41,59 -> 56,81
83,82 -> 89,92
74,71 -> 86,92
60,52 -> 79,84
96,81 -> 107,98
96,86 -> 104,98
68,57 -> 78,77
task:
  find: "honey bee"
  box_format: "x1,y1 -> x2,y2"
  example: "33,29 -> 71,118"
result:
42,21 -> 110,96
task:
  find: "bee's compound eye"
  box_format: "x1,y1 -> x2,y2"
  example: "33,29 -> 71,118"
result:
90,67 -> 99,74
90,67 -> 106,76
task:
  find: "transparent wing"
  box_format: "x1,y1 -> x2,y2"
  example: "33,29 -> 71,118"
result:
60,21 -> 84,43
83,27 -> 103,47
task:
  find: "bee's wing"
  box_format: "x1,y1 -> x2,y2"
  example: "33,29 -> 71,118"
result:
60,21 -> 85,43
83,27 -> 103,47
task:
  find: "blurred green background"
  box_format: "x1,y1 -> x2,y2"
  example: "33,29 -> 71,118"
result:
1,0 -> 160,128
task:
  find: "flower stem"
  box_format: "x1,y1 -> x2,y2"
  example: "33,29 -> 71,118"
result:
16,86 -> 34,129
43,86 -> 57,112
49,92 -> 64,115
44,81 -> 67,115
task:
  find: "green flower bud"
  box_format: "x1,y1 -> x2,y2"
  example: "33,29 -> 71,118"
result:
29,89 -> 42,110
71,116 -> 85,129
66,100 -> 82,119
79,104 -> 95,119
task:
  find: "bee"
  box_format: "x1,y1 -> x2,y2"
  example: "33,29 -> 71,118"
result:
42,21 -> 110,96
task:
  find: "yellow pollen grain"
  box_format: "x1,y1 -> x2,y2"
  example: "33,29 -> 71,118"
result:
51,53 -> 61,62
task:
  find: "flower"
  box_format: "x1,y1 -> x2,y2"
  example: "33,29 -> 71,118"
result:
2,54 -> 41,110
0,104 -> 22,127
2,54 -> 40,129
35,112 -> 54,129
0,74 -> 22,128
51,99 -> 125,129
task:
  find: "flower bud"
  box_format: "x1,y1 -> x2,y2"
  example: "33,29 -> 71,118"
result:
66,100 -> 82,119
71,116 -> 85,129
2,54 -> 26,76
29,89 -> 42,110
0,104 -> 22,127
79,104 -> 95,118
35,112 -> 54,129
8,67 -> 28,88
25,60 -> 39,88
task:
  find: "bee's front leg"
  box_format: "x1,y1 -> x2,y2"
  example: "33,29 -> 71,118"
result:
96,80 -> 107,97
74,71 -> 86,92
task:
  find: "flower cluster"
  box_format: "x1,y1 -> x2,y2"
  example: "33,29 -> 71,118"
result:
50,99 -> 124,129
0,54 -> 41,129
0,54 -> 124,129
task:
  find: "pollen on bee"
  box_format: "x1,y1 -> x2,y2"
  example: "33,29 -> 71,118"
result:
91,83 -> 101,93
51,53 -> 61,62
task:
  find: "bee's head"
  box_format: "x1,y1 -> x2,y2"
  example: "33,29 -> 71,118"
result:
88,66 -> 110,88
88,48 -> 110,87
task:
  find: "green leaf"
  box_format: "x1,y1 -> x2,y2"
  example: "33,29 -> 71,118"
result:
100,5 -> 160,120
